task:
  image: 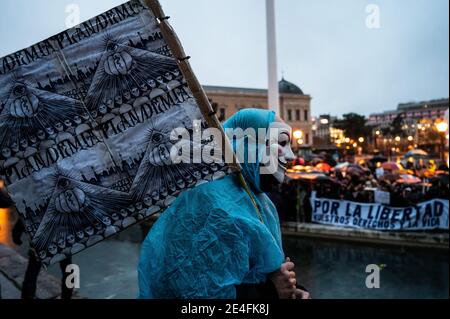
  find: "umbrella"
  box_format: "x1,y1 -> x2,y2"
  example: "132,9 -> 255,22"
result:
347,166 -> 367,179
286,172 -> 326,181
334,162 -> 350,170
405,149 -> 428,158
311,157 -> 324,166
315,162 -> 332,172
291,157 -> 305,166
369,155 -> 388,163
397,174 -> 421,184
382,162 -> 401,171
334,162 -> 365,173
316,175 -> 334,182
380,173 -> 399,183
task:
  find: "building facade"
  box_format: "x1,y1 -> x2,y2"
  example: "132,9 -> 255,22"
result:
368,98 -> 448,128
204,78 -> 312,148
311,115 -> 344,146
368,98 -> 449,156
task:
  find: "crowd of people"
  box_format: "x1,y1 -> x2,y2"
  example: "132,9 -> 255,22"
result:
274,151 -> 449,223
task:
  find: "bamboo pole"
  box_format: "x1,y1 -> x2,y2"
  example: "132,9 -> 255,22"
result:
144,0 -> 238,171
144,0 -> 264,223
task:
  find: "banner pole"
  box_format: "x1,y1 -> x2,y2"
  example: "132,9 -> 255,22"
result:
144,0 -> 238,171
144,0 -> 264,223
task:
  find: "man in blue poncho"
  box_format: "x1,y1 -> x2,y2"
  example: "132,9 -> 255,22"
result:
138,108 -> 310,299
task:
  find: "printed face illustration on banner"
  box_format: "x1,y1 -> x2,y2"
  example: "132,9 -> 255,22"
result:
54,181 -> 86,214
9,84 -> 40,118
0,0 -> 230,266
104,43 -> 134,76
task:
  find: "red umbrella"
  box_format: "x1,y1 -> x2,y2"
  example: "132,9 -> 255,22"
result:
397,174 -> 421,184
292,157 -> 305,166
315,162 -> 332,172
382,162 -> 401,171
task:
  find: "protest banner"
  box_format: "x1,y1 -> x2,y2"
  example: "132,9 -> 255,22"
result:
0,0 -> 231,266
311,195 -> 449,231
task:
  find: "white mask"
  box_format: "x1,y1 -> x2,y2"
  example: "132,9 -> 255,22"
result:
260,120 -> 295,183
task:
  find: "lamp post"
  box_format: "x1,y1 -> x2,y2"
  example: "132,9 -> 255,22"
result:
358,137 -> 365,154
436,121 -> 448,162
374,130 -> 380,151
293,130 -> 303,152
293,130 -> 303,140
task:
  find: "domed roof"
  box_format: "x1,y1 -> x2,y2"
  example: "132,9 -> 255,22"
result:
279,78 -> 304,95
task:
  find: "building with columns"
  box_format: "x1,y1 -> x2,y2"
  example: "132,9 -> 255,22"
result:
204,78 -> 312,148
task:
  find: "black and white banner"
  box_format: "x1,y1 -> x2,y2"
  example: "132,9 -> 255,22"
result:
0,0 -> 229,266
311,195 -> 449,231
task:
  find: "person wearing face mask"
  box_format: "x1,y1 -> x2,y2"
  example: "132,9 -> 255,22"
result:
259,122 -> 292,223
138,108 -> 310,299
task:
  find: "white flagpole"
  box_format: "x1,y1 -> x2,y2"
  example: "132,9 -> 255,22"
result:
266,0 -> 280,115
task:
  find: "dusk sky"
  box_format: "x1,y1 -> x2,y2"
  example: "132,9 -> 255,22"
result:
0,0 -> 448,116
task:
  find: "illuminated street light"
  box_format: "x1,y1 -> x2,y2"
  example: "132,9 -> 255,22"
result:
358,137 -> 364,143
407,136 -> 414,141
436,121 -> 449,162
344,137 -> 350,143
353,143 -> 358,148
375,130 -> 380,135
395,136 -> 401,142
293,130 -> 303,140
436,122 -> 449,133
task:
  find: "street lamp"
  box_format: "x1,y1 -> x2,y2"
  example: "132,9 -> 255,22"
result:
358,137 -> 365,143
293,130 -> 303,140
436,122 -> 448,134
436,121 -> 448,162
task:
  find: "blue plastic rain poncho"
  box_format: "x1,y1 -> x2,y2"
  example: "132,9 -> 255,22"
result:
138,109 -> 285,298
